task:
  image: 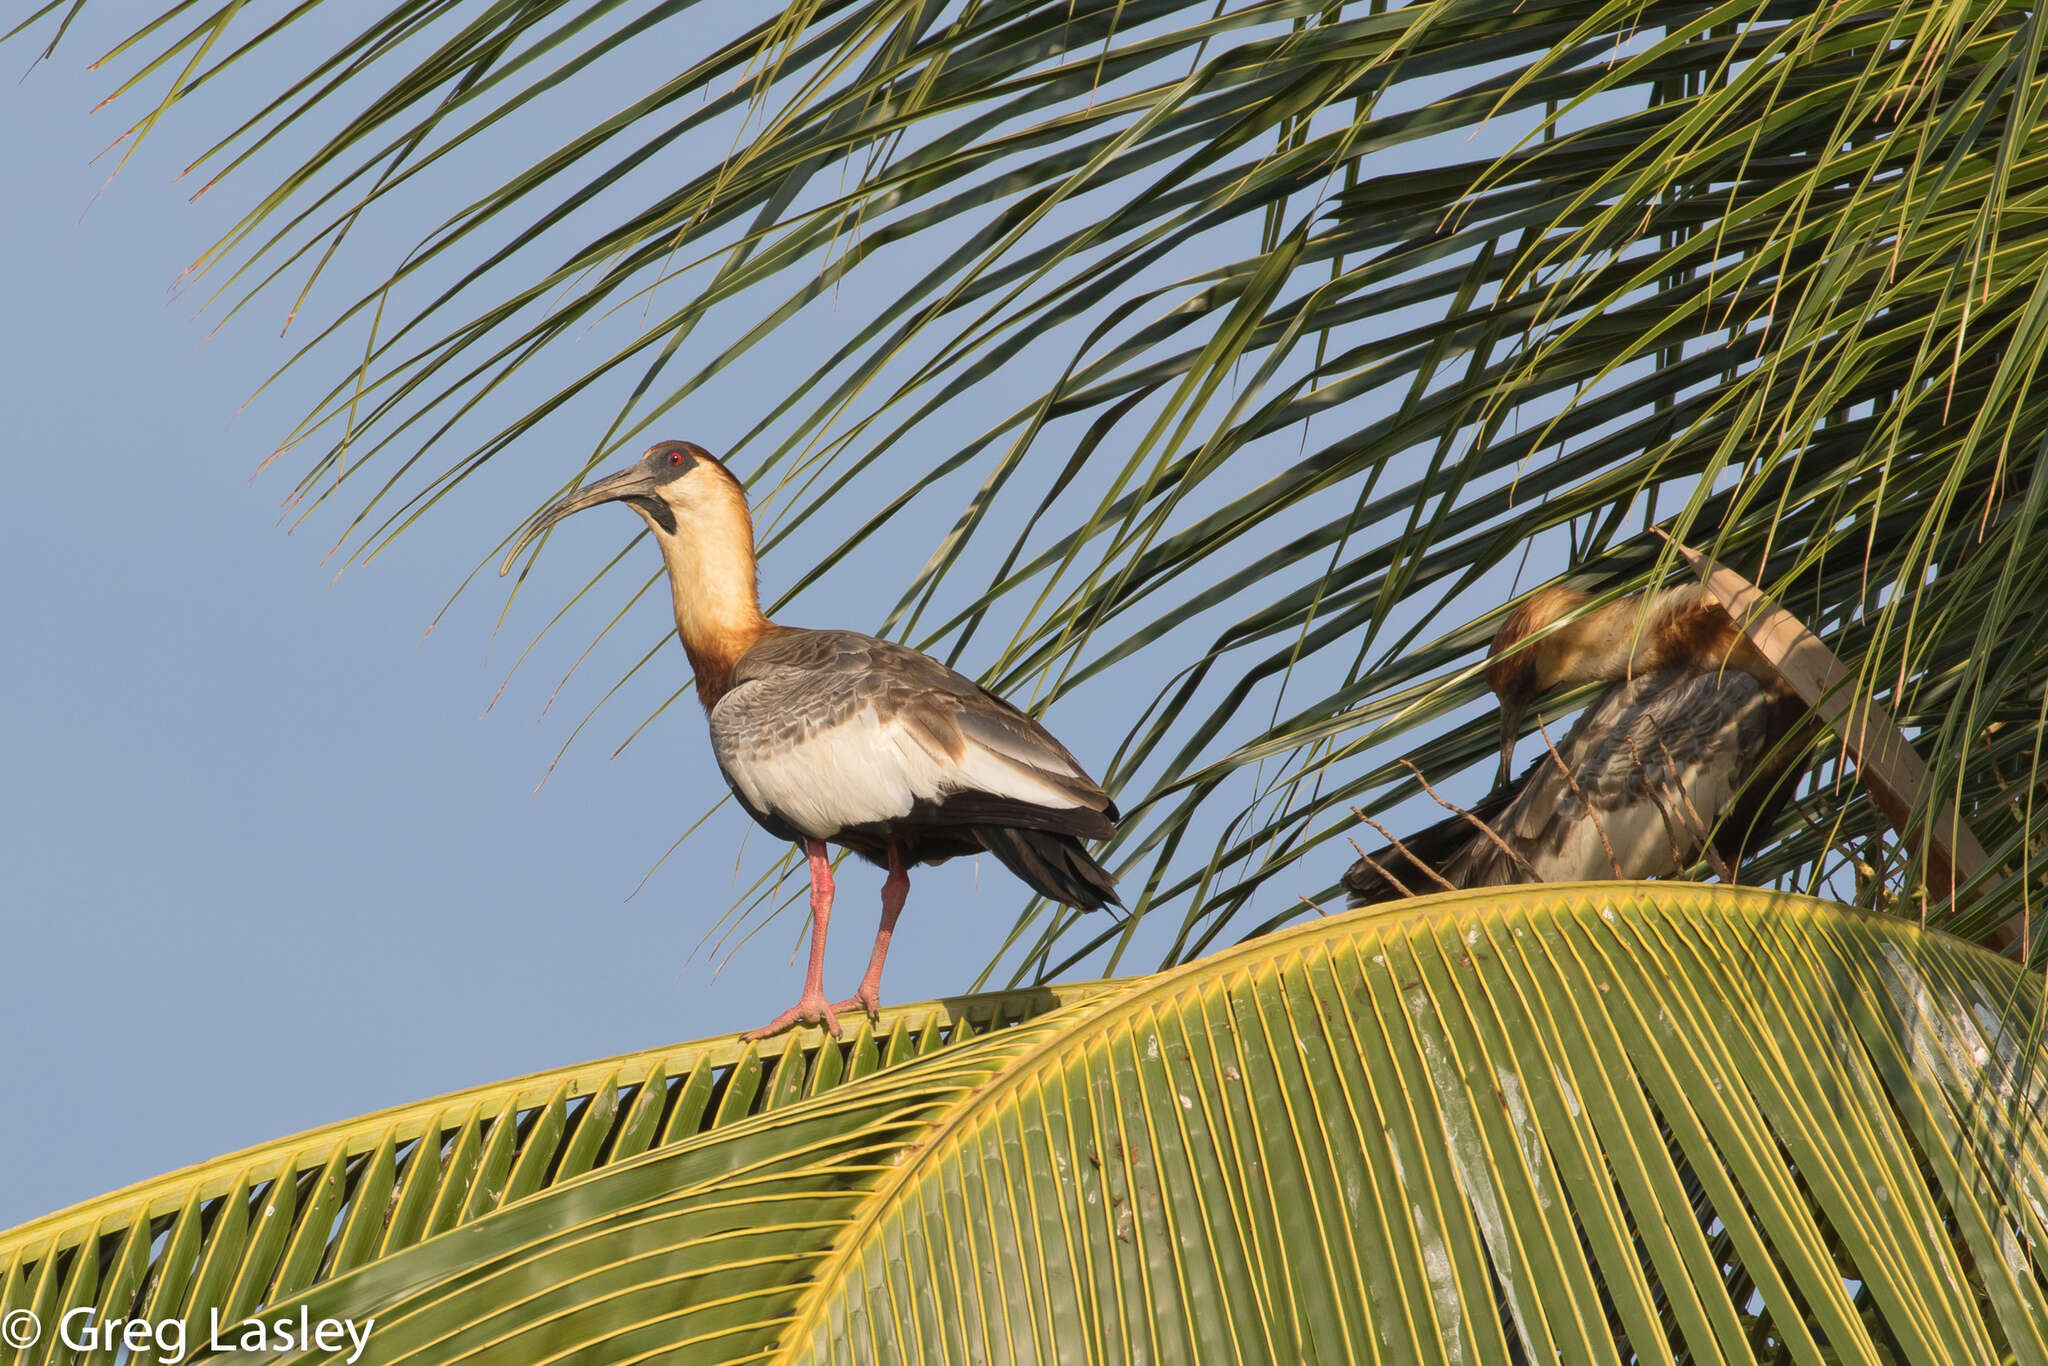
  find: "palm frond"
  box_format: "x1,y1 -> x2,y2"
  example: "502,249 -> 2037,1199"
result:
23,0 -> 2048,971
7,885 -> 2045,1361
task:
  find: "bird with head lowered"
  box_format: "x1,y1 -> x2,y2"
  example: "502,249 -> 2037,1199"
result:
1344,582 -> 1813,906
503,440 -> 1121,1039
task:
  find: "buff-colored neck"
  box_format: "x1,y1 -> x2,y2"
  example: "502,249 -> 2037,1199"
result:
1524,584 -> 1777,692
1544,588 -> 1695,686
646,486 -> 774,707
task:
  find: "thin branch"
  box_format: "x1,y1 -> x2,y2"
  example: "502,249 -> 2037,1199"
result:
1535,717 -> 1626,880
1345,835 -> 1415,900
1791,795 -> 1873,891
1350,813 -> 1458,894
1622,732 -> 1698,876
1397,758 -> 1540,881
1644,721 -> 1736,880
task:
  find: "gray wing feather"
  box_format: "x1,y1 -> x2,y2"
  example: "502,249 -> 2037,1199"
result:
952,708 -> 1107,806
711,637 -> 875,756
714,629 -> 1115,816
1447,669 -> 1771,886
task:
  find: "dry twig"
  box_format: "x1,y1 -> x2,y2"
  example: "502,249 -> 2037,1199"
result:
1345,836 -> 1415,899
1396,758 -> 1541,881
1350,812 -> 1458,893
1644,722 -> 1736,881
1622,732 -> 1697,876
1535,717 -> 1627,879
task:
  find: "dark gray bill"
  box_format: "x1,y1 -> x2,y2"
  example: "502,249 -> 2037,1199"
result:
499,465 -> 660,576
1495,698 -> 1524,792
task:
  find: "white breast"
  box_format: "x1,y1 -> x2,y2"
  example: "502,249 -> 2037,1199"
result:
1526,745 -> 1746,881
714,703 -> 1088,840
1528,801 -> 1684,881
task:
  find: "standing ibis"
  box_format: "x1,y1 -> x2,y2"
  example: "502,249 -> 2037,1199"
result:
503,441 -> 1120,1038
1344,583 -> 1810,905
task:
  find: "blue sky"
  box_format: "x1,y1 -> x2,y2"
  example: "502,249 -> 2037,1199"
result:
0,4 -> 1575,1232
0,8 -> 1127,1230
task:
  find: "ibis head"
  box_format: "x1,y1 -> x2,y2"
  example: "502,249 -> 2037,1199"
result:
499,440 -> 735,573
499,439 -> 769,709
1483,585 -> 1591,790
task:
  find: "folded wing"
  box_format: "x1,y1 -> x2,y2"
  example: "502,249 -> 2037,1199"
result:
1346,669 -> 1798,905
710,630 -> 1117,844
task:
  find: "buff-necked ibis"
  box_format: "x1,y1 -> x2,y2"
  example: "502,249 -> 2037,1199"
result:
503,441 -> 1120,1038
1344,583 -> 1811,905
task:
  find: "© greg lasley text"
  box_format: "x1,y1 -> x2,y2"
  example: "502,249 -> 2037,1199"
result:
61,1305 -> 375,1364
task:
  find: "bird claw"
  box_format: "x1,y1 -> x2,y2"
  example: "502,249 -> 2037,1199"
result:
741,990 -> 842,1042
828,987 -> 883,1024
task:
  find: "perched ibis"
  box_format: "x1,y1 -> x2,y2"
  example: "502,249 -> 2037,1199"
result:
1344,584 -> 1811,905
504,441 -> 1120,1038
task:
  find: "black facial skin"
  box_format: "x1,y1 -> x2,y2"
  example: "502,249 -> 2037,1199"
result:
629,441 -> 709,532
499,440 -> 715,574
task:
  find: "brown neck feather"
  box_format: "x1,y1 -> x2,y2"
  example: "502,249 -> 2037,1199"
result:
1525,585 -> 1787,695
679,623 -> 771,709
646,478 -> 775,708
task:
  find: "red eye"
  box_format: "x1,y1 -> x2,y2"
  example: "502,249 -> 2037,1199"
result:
669,451 -> 684,466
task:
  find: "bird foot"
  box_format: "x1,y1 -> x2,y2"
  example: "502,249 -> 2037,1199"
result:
741,990 -> 841,1042
828,985 -> 884,1024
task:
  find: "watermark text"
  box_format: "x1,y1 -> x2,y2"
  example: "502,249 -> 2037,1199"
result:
29,1305 -> 378,1364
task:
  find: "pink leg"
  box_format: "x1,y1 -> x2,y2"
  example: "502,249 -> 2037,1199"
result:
831,845 -> 909,1022
743,841 -> 843,1041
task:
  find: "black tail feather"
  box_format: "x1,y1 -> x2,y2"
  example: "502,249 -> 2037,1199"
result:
1343,782 -> 1518,907
975,825 -> 1121,912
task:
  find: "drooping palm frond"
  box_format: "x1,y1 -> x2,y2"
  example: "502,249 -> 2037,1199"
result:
0,983 -> 1096,1347
20,0 -> 2048,974
7,885 -> 2046,1362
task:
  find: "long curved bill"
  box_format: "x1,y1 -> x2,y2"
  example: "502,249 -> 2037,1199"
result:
1495,698 -> 1524,792
499,465 -> 659,576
